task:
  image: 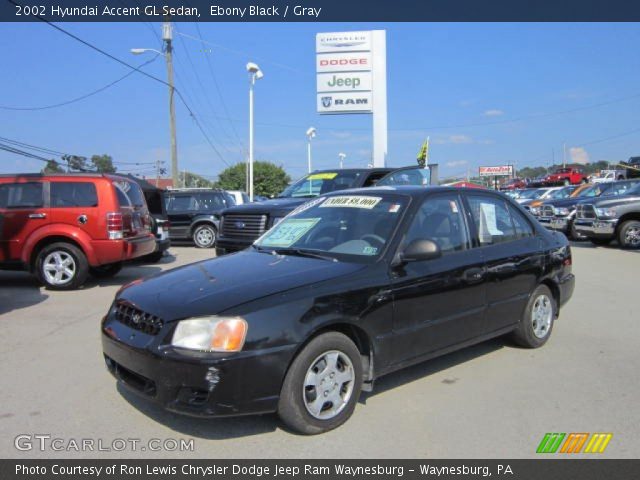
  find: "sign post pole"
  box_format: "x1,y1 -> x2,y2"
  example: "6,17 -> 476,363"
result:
371,30 -> 387,168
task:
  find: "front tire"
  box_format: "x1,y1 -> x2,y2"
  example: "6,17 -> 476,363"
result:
35,242 -> 89,290
278,332 -> 363,435
192,224 -> 216,248
511,285 -> 556,348
618,220 -> 640,249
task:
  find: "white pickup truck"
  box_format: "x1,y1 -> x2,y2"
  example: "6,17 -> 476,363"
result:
591,169 -> 627,184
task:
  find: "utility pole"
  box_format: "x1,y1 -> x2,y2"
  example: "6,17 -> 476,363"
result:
163,22 -> 179,188
155,157 -> 165,187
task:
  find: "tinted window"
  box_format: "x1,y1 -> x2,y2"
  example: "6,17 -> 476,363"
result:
167,195 -> 196,212
279,171 -> 362,198
0,182 -> 43,208
50,182 -> 98,208
115,186 -> 131,207
198,193 -> 227,210
508,204 -> 534,238
377,167 -> 431,187
113,180 -> 145,207
403,194 -> 469,254
467,195 -> 517,245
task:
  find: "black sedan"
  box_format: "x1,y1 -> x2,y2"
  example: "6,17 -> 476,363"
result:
102,187 -> 575,434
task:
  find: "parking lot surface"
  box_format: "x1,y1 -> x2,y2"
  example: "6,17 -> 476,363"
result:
1,244 -> 638,458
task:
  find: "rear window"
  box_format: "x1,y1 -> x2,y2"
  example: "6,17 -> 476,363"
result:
50,182 -> 98,208
113,180 -> 145,207
114,186 -> 131,207
0,182 -> 43,208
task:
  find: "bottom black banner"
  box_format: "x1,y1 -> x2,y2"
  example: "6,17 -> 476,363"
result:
1,460 -> 639,480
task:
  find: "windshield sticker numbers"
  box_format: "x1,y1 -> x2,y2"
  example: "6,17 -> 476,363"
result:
259,218 -> 321,248
307,172 -> 338,180
363,246 -> 378,255
320,196 -> 382,209
388,203 -> 401,213
290,196 -> 326,216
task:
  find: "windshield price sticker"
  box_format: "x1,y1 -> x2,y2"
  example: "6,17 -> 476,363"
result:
260,218 -> 321,247
321,196 -> 382,209
308,172 -> 338,180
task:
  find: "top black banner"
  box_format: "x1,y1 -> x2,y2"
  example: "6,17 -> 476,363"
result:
2,0 -> 640,22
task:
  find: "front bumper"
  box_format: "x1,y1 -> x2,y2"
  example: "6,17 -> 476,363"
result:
574,219 -> 617,237
101,328 -> 296,418
546,217 -> 570,233
215,237 -> 253,256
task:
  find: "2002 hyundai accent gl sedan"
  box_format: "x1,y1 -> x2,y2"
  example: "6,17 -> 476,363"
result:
102,186 -> 575,434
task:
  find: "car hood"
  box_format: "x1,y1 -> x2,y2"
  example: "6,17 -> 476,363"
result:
116,250 -> 366,321
542,197 -> 588,208
223,197 -> 311,216
586,194 -> 640,208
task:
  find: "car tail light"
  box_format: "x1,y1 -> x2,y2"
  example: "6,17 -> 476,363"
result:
107,212 -> 124,240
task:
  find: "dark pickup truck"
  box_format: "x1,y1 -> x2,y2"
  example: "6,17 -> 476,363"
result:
621,156 -> 640,179
534,179 -> 640,239
574,182 -> 640,248
215,168 -> 394,255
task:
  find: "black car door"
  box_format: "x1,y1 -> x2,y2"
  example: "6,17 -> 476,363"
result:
165,193 -> 197,239
463,192 -> 544,334
389,192 -> 487,365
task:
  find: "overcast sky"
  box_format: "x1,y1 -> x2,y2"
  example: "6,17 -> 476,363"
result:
1,22 -> 639,180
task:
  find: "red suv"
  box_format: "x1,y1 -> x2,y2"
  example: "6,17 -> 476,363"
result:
0,173 -> 156,290
543,167 -> 588,186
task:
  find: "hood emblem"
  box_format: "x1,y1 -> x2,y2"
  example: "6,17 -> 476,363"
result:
235,221 -> 246,228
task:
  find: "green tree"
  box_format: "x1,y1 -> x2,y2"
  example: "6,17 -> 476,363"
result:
216,161 -> 290,197
182,171 -> 214,188
42,159 -> 65,174
91,154 -> 117,173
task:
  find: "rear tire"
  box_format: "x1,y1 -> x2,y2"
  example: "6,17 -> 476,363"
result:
511,284 -> 556,348
618,220 -> 640,249
36,242 -> 89,290
193,224 -> 216,249
89,262 -> 123,278
563,179 -> 570,186
278,332 -> 363,435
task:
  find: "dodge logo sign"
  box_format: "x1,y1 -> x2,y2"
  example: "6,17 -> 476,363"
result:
132,314 -> 141,324
322,96 -> 332,108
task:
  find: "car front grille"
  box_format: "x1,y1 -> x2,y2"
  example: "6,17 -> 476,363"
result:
541,205 -> 555,217
576,204 -> 596,219
220,214 -> 268,240
114,302 -> 164,335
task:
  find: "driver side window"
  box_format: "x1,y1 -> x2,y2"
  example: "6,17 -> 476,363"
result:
403,194 -> 469,255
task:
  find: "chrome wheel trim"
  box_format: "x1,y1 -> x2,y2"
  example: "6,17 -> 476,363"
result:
195,227 -> 215,246
531,294 -> 553,339
303,350 -> 355,420
43,251 -> 76,285
624,226 -> 640,246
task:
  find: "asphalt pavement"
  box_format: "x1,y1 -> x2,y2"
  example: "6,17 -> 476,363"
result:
0,244 -> 638,458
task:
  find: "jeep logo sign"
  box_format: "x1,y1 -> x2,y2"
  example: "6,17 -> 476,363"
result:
316,92 -> 373,114
317,72 -> 372,92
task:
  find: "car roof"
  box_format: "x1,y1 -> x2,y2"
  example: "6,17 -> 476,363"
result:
324,185 -> 503,198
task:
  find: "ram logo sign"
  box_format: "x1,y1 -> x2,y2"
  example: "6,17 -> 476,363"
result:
536,433 -> 613,454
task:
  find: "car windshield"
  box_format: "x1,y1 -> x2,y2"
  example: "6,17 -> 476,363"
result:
376,167 -> 431,187
278,171 -> 362,198
627,183 -> 640,195
576,185 -> 605,197
606,180 -> 640,196
548,186 -> 575,199
254,193 -> 409,263
519,189 -> 544,199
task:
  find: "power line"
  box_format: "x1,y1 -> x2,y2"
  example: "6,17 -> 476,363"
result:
0,56 -> 159,111
8,1 -> 231,168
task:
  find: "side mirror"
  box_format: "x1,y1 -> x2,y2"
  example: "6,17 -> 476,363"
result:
399,239 -> 441,263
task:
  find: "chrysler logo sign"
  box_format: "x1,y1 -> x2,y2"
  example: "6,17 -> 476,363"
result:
316,31 -> 371,53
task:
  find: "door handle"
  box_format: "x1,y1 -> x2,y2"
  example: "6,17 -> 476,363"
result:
28,213 -> 47,219
462,267 -> 485,284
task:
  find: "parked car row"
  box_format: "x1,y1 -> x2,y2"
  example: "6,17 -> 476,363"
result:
512,179 -> 640,248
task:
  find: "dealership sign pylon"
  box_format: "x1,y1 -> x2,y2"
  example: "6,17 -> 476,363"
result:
316,30 -> 388,168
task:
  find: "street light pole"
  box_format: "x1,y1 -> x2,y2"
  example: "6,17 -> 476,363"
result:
338,152 -> 346,169
246,63 -> 263,202
306,127 -> 316,174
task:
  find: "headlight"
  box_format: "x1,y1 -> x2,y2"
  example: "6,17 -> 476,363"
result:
595,207 -> 618,218
171,317 -> 248,352
530,207 -> 541,215
554,207 -> 570,216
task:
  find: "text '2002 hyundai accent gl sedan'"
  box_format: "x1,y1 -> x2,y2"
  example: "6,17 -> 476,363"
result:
102,186 -> 575,434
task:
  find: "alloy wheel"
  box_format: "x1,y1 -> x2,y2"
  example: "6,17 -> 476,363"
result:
43,251 -> 76,286
195,227 -> 215,247
624,226 -> 640,247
